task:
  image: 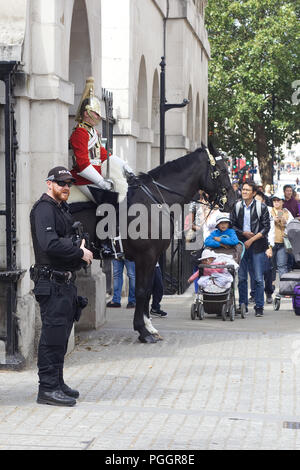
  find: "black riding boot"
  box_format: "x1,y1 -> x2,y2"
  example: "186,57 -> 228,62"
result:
88,186 -> 124,259
100,236 -> 124,260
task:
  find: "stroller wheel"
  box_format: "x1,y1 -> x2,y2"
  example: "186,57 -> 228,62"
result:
198,304 -> 205,320
273,296 -> 280,311
229,304 -> 235,321
191,303 -> 197,320
221,304 -> 227,321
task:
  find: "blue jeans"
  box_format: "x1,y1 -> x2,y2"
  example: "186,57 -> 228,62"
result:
250,253 -> 273,296
112,259 -> 136,304
272,243 -> 288,280
238,247 -> 265,309
151,266 -> 164,310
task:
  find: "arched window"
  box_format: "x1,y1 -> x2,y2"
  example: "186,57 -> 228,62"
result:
69,0 -> 92,126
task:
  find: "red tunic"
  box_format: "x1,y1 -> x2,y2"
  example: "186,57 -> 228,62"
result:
70,125 -> 108,185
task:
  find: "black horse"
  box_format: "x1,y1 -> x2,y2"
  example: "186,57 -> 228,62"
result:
71,144 -> 235,343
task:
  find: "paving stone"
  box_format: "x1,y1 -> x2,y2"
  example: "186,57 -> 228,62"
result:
1,293 -> 300,449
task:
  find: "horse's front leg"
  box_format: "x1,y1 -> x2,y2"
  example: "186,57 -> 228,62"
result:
142,290 -> 163,341
133,260 -> 158,343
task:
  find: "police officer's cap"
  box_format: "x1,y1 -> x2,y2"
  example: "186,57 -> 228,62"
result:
46,166 -> 76,182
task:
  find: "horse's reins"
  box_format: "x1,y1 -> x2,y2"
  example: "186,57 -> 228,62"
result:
140,151 -> 228,210
137,150 -> 230,239
137,175 -> 213,236
138,180 -> 176,228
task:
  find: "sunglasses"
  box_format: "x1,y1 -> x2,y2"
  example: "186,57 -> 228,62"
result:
54,180 -> 73,188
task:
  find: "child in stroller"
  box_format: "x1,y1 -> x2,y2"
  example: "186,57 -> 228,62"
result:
189,249 -> 235,293
189,243 -> 244,321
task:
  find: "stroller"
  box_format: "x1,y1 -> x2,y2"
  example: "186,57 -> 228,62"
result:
273,219 -> 300,313
190,241 -> 245,321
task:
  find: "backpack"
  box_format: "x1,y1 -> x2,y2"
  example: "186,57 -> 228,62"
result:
293,285 -> 300,316
235,200 -> 262,219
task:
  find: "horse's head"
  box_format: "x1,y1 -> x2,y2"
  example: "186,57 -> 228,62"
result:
200,143 -> 235,213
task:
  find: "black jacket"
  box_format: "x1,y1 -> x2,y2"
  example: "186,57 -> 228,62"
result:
230,199 -> 270,253
30,193 -> 83,271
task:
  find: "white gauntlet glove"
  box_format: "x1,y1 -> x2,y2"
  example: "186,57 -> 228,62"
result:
104,179 -> 115,191
78,165 -> 110,190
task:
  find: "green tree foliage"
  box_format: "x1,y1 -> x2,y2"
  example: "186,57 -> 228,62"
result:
205,0 -> 300,185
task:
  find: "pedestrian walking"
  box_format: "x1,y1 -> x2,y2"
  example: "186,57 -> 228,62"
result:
283,184 -> 299,270
283,184 -> 299,219
271,192 -> 293,281
107,259 -> 136,308
230,181 -> 270,317
249,190 -> 275,305
150,263 -> 168,317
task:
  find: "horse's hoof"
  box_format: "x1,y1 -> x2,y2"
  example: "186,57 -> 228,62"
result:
138,334 -> 157,344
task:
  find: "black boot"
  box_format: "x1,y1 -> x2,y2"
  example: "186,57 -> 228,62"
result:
37,389 -> 76,407
61,383 -> 80,399
100,237 -> 124,260
59,368 -> 79,399
100,241 -> 116,258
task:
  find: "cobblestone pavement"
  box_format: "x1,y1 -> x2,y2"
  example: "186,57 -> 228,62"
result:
1,291 -> 300,450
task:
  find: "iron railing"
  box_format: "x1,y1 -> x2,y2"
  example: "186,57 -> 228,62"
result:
0,61 -> 26,370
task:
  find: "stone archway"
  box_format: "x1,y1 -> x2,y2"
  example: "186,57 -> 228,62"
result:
68,0 -> 92,140
136,55 -> 151,172
68,0 -> 106,331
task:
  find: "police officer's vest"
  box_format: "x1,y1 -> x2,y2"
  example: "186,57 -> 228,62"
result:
30,195 -> 77,269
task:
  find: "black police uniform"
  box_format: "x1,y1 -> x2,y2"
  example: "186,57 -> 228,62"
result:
30,193 -> 84,395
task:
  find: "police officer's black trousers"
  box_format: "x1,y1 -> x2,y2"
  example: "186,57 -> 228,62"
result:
34,279 -> 77,391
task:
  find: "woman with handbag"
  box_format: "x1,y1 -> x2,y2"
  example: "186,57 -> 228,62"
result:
271,192 -> 294,280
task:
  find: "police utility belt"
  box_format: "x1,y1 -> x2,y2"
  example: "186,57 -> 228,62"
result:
30,265 -> 76,283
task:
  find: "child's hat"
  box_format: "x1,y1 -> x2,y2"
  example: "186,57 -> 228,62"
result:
215,214 -> 231,226
198,249 -> 216,262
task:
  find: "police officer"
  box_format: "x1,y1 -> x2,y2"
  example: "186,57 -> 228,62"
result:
30,166 -> 93,406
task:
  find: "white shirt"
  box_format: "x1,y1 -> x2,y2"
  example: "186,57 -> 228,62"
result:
242,200 -> 254,232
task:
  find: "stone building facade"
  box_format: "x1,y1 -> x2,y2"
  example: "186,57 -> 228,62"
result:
0,0 -> 210,366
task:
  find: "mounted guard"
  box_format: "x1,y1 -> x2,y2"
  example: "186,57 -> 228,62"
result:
69,77 -> 133,258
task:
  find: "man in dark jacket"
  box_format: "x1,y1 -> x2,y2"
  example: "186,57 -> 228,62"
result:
230,181 -> 270,317
30,166 -> 93,406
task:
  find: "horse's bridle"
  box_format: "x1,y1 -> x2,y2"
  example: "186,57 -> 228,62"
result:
206,150 -> 229,210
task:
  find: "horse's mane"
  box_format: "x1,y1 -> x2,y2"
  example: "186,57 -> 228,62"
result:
138,144 -> 207,183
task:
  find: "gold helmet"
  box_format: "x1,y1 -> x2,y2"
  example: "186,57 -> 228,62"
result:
75,77 -> 102,125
